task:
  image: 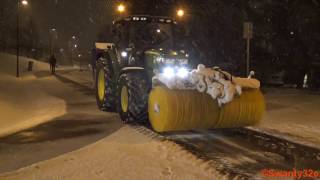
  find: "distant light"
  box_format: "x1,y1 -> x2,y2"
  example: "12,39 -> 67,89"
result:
72,36 -> 76,39
186,54 -> 189,57
51,28 -> 56,31
121,51 -> 128,57
177,9 -> 184,17
156,29 -> 161,33
74,44 -> 77,48
78,54 -> 82,58
21,0 -> 28,6
117,4 -> 125,13
159,48 -> 163,51
303,74 -> 308,88
290,31 -> 294,35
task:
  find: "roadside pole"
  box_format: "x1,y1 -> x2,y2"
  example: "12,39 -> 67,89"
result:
243,22 -> 253,76
246,36 -> 250,76
16,0 -> 20,78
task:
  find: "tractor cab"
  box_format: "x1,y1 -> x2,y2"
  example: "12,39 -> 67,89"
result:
110,15 -> 189,76
112,15 -> 185,52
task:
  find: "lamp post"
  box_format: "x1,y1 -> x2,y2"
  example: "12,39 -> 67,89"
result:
16,0 -> 28,78
49,28 -> 57,55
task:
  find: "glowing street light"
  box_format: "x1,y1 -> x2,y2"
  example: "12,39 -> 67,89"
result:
117,4 -> 125,13
177,9 -> 184,17
21,0 -> 28,6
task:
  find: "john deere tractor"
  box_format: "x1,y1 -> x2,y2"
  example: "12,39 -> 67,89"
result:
94,15 -> 265,132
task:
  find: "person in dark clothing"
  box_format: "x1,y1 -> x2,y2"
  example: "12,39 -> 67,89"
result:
49,54 -> 57,74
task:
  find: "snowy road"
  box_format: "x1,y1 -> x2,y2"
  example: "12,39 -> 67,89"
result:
133,126 -> 320,179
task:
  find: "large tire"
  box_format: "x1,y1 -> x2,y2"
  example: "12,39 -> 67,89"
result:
95,63 -> 116,112
117,71 -> 149,123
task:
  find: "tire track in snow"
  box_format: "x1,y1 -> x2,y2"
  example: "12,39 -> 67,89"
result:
131,124 -> 320,179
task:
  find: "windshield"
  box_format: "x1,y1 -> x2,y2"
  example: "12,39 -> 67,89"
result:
129,22 -> 173,50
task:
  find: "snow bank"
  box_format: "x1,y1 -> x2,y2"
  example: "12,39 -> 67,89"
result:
153,64 -> 260,105
0,53 -> 66,137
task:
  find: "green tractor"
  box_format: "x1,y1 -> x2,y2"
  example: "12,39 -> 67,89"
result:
94,15 -> 265,132
94,15 -> 188,123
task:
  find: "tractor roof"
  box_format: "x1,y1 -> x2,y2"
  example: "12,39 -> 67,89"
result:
113,15 -> 177,25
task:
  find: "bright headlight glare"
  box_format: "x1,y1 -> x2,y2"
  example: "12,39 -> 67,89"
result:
177,67 -> 188,78
121,51 -> 128,57
163,67 -> 175,78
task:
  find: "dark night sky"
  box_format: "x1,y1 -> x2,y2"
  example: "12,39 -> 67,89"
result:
30,0 -> 115,50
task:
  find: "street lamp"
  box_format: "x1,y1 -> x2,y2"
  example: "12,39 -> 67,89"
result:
117,4 -> 125,13
21,0 -> 28,5
177,9 -> 185,18
16,0 -> 28,78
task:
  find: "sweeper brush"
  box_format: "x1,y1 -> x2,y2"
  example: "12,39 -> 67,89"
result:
148,86 -> 265,132
147,64 -> 266,132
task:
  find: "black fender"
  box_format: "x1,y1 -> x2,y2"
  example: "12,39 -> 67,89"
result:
119,67 -> 152,87
119,67 -> 145,75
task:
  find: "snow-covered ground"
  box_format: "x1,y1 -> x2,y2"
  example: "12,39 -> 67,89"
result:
1,126 -> 221,180
0,53 -> 66,137
257,88 -> 320,148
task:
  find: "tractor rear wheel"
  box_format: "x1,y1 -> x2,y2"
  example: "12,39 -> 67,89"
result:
117,71 -> 149,123
95,63 -> 116,112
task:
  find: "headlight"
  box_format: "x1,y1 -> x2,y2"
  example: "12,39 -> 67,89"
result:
121,51 -> 128,57
162,67 -> 189,79
163,67 -> 175,78
177,67 -> 188,78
